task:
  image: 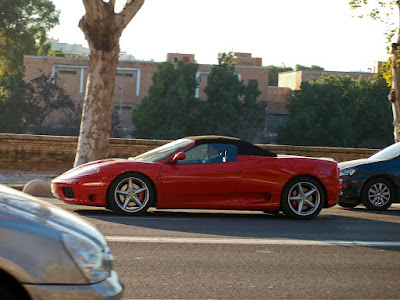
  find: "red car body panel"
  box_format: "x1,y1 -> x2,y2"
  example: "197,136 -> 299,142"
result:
51,137 -> 341,212
158,159 -> 243,209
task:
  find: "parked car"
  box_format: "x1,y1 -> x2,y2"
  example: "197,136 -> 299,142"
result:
52,136 -> 341,220
0,184 -> 123,300
339,142 -> 400,210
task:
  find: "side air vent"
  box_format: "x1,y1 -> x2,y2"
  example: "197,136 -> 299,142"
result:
62,187 -> 75,199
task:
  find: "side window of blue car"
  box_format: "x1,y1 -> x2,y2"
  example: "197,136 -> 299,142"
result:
177,143 -> 238,165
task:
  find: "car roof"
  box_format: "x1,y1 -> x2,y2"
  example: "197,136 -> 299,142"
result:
184,135 -> 277,157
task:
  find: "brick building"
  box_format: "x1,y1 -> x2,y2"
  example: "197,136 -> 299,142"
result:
23,52 -> 377,142
278,70 -> 376,91
233,52 -> 263,67
23,53 -> 270,135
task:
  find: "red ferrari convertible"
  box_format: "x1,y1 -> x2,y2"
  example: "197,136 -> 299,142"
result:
51,136 -> 341,219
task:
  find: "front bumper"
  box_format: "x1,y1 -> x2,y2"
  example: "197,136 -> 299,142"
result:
339,176 -> 364,200
324,179 -> 342,208
51,177 -> 111,206
24,270 -> 123,300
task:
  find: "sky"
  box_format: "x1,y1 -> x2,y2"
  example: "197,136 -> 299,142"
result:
48,0 -> 393,72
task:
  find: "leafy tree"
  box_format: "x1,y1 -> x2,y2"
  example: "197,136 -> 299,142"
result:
0,0 -> 59,76
53,101 -> 83,136
295,64 -> 324,71
74,0 -> 144,167
0,0 -> 60,133
197,52 -> 245,137
25,73 -> 75,134
132,60 -> 199,139
356,75 -> 393,147
279,74 -> 392,148
195,52 -> 265,142
0,73 -> 75,134
267,65 -> 294,86
239,79 -> 265,142
0,73 -> 29,133
349,1 -> 400,141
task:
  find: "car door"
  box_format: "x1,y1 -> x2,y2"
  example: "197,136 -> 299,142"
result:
159,143 -> 242,209
236,155 -> 285,209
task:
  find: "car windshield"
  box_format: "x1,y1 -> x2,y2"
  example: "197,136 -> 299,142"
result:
369,142 -> 400,160
130,138 -> 192,162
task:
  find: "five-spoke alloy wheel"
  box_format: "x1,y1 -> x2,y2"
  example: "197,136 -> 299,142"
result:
281,177 -> 325,219
107,173 -> 155,215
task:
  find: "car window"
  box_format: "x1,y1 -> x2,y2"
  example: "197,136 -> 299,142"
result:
369,142 -> 400,160
131,138 -> 191,162
177,143 -> 237,165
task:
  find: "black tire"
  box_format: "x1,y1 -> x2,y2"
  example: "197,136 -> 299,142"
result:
280,176 -> 325,220
107,173 -> 155,215
361,177 -> 394,211
0,276 -> 30,300
338,200 -> 360,209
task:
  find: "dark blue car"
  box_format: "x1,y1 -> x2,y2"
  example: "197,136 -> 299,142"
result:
339,142 -> 400,210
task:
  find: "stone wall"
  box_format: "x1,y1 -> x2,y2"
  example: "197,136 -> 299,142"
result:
0,134 -> 378,173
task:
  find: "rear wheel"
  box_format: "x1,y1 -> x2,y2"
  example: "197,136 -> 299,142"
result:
361,177 -> 393,211
281,177 -> 325,219
107,173 -> 155,215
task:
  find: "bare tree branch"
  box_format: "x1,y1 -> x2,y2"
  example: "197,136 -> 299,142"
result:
117,0 -> 145,29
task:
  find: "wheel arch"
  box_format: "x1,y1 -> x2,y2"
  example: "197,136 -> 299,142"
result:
361,174 -> 397,201
0,268 -> 31,299
106,171 -> 158,209
283,174 -> 328,207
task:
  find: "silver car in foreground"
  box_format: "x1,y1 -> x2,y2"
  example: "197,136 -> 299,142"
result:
0,184 -> 123,300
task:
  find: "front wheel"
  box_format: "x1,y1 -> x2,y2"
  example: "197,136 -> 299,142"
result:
361,178 -> 393,211
107,173 -> 155,215
280,177 -> 325,220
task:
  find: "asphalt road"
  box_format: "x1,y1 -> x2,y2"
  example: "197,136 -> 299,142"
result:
43,198 -> 400,299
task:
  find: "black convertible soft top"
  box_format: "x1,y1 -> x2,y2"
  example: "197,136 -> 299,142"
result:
185,135 -> 277,157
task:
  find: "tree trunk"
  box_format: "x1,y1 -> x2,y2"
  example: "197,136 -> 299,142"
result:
74,0 -> 144,166
74,48 -> 120,165
389,1 -> 400,143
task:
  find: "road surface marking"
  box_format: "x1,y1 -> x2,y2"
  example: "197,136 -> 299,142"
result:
105,236 -> 400,247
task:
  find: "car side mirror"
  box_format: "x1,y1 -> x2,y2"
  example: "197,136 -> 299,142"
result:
170,152 -> 186,164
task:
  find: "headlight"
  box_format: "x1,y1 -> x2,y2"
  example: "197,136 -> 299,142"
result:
62,233 -> 112,283
340,167 -> 357,178
64,165 -> 101,178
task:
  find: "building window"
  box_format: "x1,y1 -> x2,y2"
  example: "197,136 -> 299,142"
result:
267,114 -> 289,132
115,105 -> 132,111
116,73 -> 134,78
249,79 -> 258,85
59,70 -> 77,75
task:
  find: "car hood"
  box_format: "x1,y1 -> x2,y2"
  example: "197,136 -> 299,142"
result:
54,158 -> 158,181
59,158 -> 124,178
338,158 -> 378,169
0,185 -> 106,247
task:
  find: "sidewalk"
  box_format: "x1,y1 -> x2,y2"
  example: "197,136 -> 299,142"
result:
0,170 -> 61,190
